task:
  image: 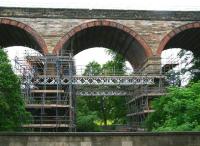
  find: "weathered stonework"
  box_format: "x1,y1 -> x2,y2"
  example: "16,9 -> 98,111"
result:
0,7 -> 199,54
0,7 -> 200,69
0,132 -> 200,146
0,17 -> 191,54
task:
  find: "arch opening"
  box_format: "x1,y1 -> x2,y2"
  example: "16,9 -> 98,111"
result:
53,21 -> 152,70
0,18 -> 47,54
161,48 -> 193,86
157,23 -> 200,85
3,46 -> 43,75
74,47 -> 133,75
157,22 -> 200,57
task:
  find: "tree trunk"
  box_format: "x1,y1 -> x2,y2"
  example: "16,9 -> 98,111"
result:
100,96 -> 107,126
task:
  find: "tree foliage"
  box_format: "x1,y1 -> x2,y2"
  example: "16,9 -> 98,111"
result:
83,61 -> 102,76
0,49 -> 30,131
168,49 -> 200,86
176,49 -> 200,83
76,96 -> 101,131
190,54 -> 200,82
145,82 -> 200,131
77,50 -> 127,131
103,50 -> 126,75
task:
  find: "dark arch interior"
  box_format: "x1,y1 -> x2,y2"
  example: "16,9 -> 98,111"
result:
163,28 -> 200,56
60,26 -> 147,69
0,24 -> 43,53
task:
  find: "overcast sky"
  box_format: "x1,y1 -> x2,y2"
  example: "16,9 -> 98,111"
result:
0,0 -> 200,11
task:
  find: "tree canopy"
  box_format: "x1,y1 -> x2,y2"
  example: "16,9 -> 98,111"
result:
145,82 -> 200,131
0,49 -> 30,131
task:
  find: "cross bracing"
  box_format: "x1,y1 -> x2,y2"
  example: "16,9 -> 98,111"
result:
30,75 -> 162,86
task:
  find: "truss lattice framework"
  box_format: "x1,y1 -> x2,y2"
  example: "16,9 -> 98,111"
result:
76,89 -> 133,96
31,75 -> 163,86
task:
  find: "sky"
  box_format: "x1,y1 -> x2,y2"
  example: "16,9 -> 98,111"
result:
0,0 -> 200,11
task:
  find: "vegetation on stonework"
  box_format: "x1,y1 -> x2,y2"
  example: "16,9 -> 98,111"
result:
0,49 -> 31,131
76,50 -> 127,131
145,81 -> 200,131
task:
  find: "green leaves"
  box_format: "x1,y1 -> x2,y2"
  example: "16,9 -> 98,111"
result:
83,61 -> 102,76
76,96 -> 101,132
0,49 -> 31,131
146,82 -> 200,131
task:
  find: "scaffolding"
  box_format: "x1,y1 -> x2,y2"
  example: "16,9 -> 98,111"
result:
126,76 -> 166,131
15,52 -> 76,132
125,52 -> 188,131
13,48 -> 189,132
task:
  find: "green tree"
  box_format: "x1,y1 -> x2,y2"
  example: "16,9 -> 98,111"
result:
83,61 -> 102,76
76,96 -> 101,131
0,49 -> 30,131
77,50 -> 127,128
82,61 -> 109,126
145,81 -> 200,131
101,51 -> 127,124
103,50 -> 126,75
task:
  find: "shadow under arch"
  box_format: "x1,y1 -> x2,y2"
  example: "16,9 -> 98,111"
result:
157,22 -> 200,56
53,20 -> 152,69
0,18 -> 48,54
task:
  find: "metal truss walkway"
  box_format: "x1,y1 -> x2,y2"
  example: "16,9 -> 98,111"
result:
31,75 -> 162,85
30,74 -> 164,96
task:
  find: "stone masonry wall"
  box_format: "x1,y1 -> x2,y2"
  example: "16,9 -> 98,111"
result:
0,17 -> 192,54
0,132 -> 200,146
0,7 -> 200,56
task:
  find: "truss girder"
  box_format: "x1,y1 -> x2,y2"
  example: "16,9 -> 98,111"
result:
30,75 -> 162,86
76,90 -> 129,96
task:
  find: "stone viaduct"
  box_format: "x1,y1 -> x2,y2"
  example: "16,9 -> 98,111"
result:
1,7 -> 200,145
1,7 -> 200,71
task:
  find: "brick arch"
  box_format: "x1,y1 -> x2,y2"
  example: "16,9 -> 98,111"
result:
157,22 -> 200,56
53,20 -> 152,57
0,18 -> 48,54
